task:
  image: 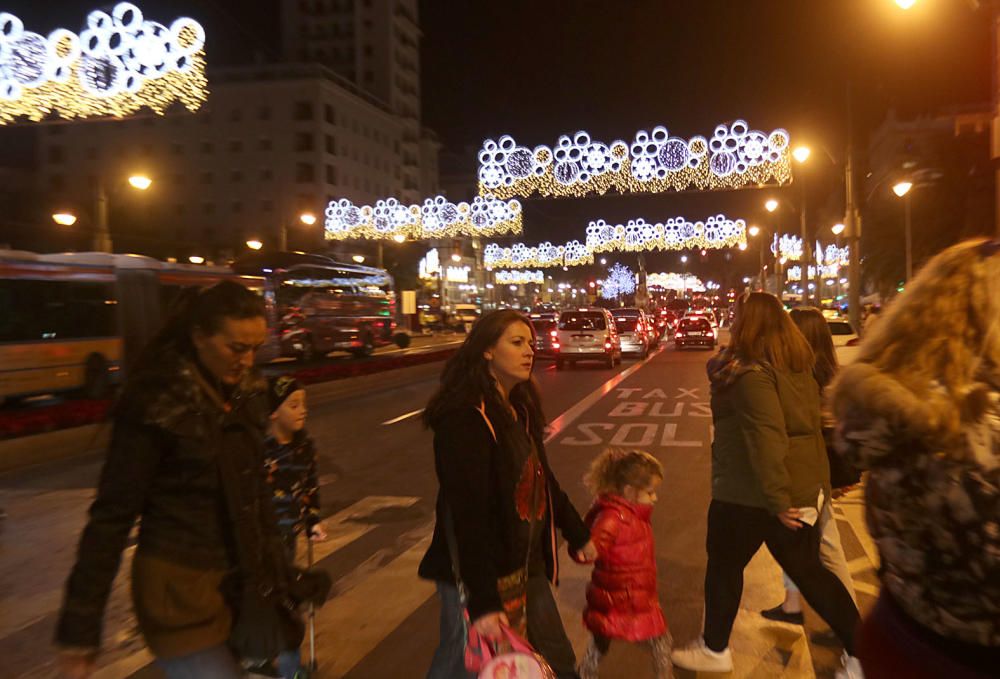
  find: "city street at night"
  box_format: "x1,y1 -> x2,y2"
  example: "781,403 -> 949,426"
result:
0,340 -> 881,679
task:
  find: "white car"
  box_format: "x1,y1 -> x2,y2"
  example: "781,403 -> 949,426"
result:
826,319 -> 857,347
555,308 -> 622,369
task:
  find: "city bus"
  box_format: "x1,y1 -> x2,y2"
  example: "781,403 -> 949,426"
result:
0,250 -> 396,404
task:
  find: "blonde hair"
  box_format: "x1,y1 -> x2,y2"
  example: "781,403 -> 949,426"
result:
584,448 -> 663,496
730,292 -> 814,373
831,238 -> 1000,452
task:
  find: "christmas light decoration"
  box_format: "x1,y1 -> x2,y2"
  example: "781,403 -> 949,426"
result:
0,4 -> 207,124
325,195 -> 523,241
478,120 -> 791,199
772,234 -> 803,261
494,270 -> 544,285
586,214 -> 746,253
600,263 -> 636,300
787,264 -> 840,280
646,272 -> 706,292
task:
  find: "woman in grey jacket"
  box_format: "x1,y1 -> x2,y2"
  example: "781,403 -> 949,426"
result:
671,292 -> 861,678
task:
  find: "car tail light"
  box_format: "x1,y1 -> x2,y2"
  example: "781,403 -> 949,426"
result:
552,343 -> 560,350
604,342 -> 612,350
674,332 -> 683,339
550,330 -> 558,338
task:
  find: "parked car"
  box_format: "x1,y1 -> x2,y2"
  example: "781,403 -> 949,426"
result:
611,309 -> 650,359
827,318 -> 857,347
530,317 -> 559,359
673,316 -> 717,350
452,303 -> 481,331
555,308 -> 621,369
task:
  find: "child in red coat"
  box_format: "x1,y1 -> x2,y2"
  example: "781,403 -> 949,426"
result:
578,448 -> 672,679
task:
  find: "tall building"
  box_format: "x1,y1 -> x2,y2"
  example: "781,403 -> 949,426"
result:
27,1 -> 439,260
280,0 -> 427,203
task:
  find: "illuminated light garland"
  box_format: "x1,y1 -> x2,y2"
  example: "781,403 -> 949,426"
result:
484,213 -> 745,269
0,4 -> 207,124
494,270 -> 544,285
646,272 -> 706,292
324,195 -> 523,241
586,214 -> 746,253
478,120 -> 791,199
817,243 -> 849,267
787,264 -> 842,280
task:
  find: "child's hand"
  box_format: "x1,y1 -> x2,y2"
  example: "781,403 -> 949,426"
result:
308,523 -> 328,541
573,540 -> 598,564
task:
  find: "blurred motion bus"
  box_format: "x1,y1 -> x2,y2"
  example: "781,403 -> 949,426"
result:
0,250 -> 395,404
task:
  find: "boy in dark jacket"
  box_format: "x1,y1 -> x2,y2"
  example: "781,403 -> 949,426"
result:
262,376 -> 326,679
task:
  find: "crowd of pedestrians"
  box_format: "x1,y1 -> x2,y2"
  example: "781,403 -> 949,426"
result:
51,238 -> 997,678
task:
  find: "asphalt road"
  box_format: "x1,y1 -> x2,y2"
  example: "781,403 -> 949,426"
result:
0,333 -> 880,678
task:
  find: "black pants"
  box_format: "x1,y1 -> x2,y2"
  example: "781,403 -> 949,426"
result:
526,575 -> 580,679
703,499 -> 859,654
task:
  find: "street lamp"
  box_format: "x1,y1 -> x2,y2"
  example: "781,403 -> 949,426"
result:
893,180 -> 914,282
52,212 -> 77,226
188,255 -> 205,264
352,255 -> 365,264
765,199 -> 779,213
792,146 -> 812,164
894,0 -> 918,9
299,212 -> 317,226
127,174 -> 153,191
393,233 -> 406,243
246,239 -> 263,250
831,223 -> 846,235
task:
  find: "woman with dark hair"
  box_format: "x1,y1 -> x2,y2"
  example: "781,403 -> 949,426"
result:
55,281 -> 303,679
418,309 -> 596,679
671,292 -> 862,679
760,307 -> 856,625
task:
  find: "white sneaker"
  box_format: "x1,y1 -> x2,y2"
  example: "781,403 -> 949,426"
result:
835,652 -> 865,679
670,638 -> 733,672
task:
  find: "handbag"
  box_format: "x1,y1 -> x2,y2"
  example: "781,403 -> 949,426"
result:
466,623 -> 556,679
823,425 -> 861,489
228,579 -> 305,660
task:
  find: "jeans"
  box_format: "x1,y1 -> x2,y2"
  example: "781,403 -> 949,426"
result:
782,501 -> 857,604
427,578 -> 579,679
276,648 -> 304,678
155,645 -> 243,679
703,499 -> 859,654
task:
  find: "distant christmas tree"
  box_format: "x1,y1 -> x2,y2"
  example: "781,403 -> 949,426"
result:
601,262 -> 636,300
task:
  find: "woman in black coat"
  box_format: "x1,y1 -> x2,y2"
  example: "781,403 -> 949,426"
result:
418,309 -> 596,679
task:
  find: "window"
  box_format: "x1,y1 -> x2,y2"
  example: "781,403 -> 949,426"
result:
326,165 -> 336,184
258,106 -> 271,121
293,101 -> 314,121
0,281 -> 116,342
260,168 -> 273,181
325,135 -> 336,154
296,162 -> 315,182
230,169 -> 243,182
201,141 -> 214,154
324,104 -> 335,124
47,146 -> 65,163
258,137 -> 272,151
294,132 -> 314,152
229,139 -> 243,153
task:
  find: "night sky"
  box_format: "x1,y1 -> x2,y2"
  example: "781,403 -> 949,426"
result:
6,1 -> 992,276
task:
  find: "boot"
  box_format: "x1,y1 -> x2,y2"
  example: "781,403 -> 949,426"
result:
650,633 -> 673,679
577,637 -> 602,679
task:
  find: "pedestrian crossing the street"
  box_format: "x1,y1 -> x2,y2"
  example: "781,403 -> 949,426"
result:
0,488 -> 879,679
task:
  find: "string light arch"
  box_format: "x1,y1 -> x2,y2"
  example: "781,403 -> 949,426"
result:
494,270 -> 544,285
478,120 -> 791,199
324,195 -> 523,241
0,3 -> 207,124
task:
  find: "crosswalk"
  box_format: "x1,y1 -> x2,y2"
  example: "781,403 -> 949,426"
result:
0,487 -> 879,679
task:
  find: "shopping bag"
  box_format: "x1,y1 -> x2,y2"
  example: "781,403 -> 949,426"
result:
465,623 -> 556,678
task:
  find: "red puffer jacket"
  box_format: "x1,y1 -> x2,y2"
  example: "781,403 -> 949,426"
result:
583,494 -> 667,641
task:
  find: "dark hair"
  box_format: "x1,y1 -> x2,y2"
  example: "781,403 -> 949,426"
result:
789,307 -> 838,389
423,309 -> 545,441
730,292 -> 814,373
131,280 -> 266,375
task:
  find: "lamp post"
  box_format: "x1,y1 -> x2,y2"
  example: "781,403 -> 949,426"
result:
748,224 -> 766,290
281,212 -> 317,251
87,174 -> 153,253
791,145 -> 814,304
893,180 -> 914,282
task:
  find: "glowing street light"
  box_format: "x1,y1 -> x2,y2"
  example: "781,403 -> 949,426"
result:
600,257 -> 607,265
299,212 -> 317,225
892,181 -> 913,197
680,255 -> 688,263
738,242 -> 747,251
831,223 -> 846,235
748,225 -> 761,237
451,252 -> 462,262
128,174 -> 153,190
352,255 -> 365,263
765,199 -> 779,212
246,239 -> 263,250
393,233 -> 406,243
792,146 -> 811,164
895,0 -> 917,9
188,255 -> 205,264
52,212 -> 77,226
